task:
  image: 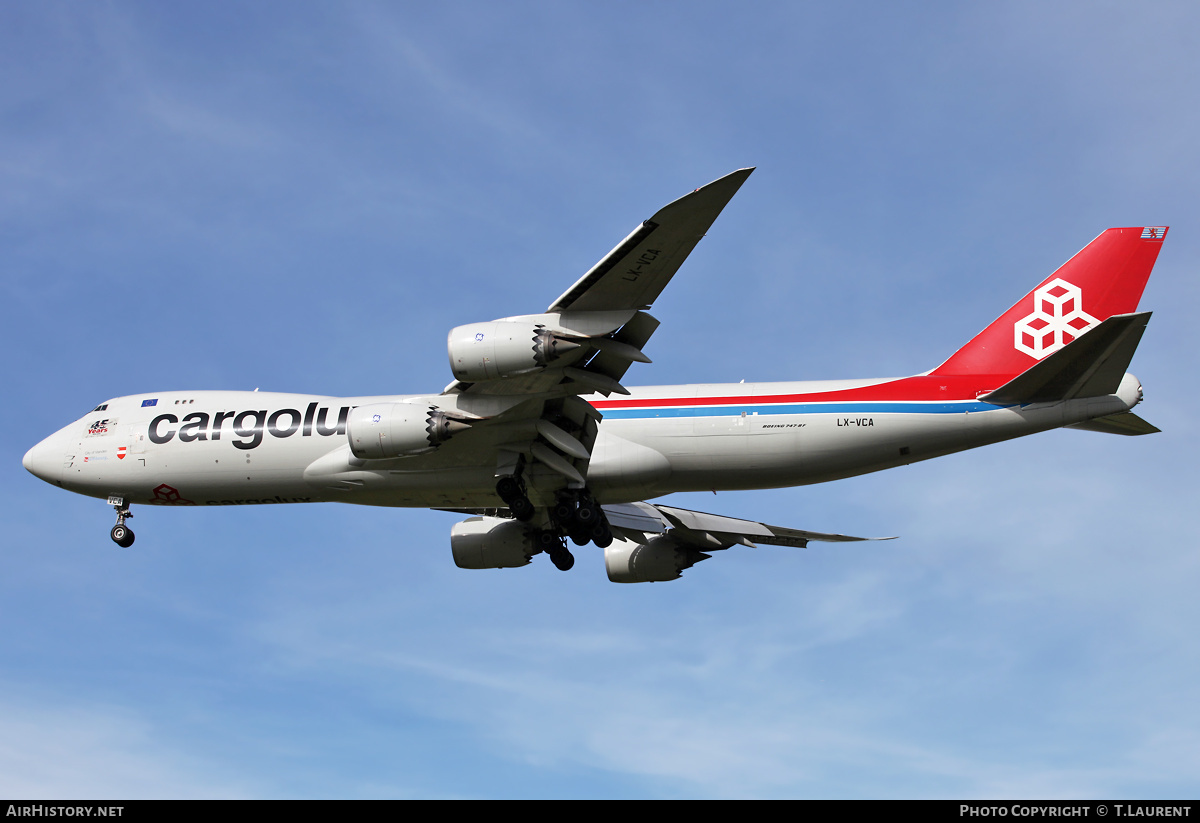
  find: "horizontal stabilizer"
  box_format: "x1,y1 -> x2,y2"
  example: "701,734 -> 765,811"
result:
981,312 -> 1151,405
1067,411 -> 1161,436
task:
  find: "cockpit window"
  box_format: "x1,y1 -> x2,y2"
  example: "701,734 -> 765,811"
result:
91,404 -> 109,412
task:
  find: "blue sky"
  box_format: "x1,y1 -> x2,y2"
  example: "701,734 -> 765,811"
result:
4,1 -> 1199,798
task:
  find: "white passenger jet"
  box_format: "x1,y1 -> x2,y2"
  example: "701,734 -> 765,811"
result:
23,169 -> 1166,582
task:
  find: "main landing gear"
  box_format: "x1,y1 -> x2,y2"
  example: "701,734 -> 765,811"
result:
495,467 -> 613,572
109,497 -> 134,547
534,528 -> 575,571
530,490 -> 615,572
495,474 -> 535,522
554,490 -> 613,550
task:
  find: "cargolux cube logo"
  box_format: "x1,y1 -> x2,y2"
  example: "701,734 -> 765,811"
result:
1014,278 -> 1098,360
149,483 -> 196,506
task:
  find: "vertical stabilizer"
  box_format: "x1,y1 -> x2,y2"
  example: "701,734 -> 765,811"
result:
932,227 -> 1166,379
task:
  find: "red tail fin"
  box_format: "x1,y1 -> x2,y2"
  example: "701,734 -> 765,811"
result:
932,227 -> 1166,378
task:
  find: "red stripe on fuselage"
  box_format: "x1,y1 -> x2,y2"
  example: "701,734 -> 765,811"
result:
590,374 -> 1011,410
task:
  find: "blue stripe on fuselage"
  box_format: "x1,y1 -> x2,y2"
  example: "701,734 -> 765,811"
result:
598,401 -> 1001,419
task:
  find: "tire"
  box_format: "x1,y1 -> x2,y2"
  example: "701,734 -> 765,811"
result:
591,522 -> 613,548
536,529 -> 560,552
111,525 -> 134,547
575,502 -> 598,525
553,500 -> 575,523
510,497 -> 535,522
549,547 -> 575,571
495,476 -> 520,502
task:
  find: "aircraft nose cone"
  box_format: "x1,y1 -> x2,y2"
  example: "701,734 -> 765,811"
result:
23,436 -> 62,485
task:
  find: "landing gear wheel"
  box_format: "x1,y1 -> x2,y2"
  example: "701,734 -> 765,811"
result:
495,476 -> 521,501
549,546 -> 575,571
576,500 -> 598,526
509,496 -> 535,522
496,474 -> 535,522
535,528 -> 574,570
535,529 -> 561,553
553,498 -> 576,524
109,498 -> 134,547
110,524 -> 135,548
591,521 -> 613,548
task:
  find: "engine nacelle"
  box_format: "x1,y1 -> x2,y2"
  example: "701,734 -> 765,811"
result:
447,320 -> 578,382
451,516 -> 538,569
347,402 -> 469,459
604,536 -> 711,583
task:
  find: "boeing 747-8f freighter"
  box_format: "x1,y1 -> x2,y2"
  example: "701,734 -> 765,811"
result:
23,170 -> 1165,582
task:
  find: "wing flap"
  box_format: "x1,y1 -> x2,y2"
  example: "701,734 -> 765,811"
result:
602,502 -> 894,550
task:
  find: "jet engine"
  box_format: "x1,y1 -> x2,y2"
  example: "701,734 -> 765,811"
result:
604,536 -> 711,583
451,516 -> 539,569
447,320 -> 579,382
347,402 -> 470,459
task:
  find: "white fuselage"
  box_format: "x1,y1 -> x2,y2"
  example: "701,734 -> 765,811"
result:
23,373 -> 1142,512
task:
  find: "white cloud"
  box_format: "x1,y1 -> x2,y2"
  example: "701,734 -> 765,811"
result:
0,698 -> 254,799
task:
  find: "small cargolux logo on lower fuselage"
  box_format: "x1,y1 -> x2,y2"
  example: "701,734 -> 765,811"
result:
1014,278 -> 1098,360
149,483 -> 195,505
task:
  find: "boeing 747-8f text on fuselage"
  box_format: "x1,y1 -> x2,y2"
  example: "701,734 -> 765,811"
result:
23,170 -> 1166,582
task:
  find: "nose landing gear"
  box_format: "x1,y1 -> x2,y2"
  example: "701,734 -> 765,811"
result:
108,496 -> 134,547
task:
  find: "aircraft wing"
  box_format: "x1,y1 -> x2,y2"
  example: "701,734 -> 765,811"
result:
438,499 -> 890,582
443,167 -> 753,399
438,500 -> 893,550
547,167 -> 755,313
431,171 -> 754,510
601,501 -> 895,549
